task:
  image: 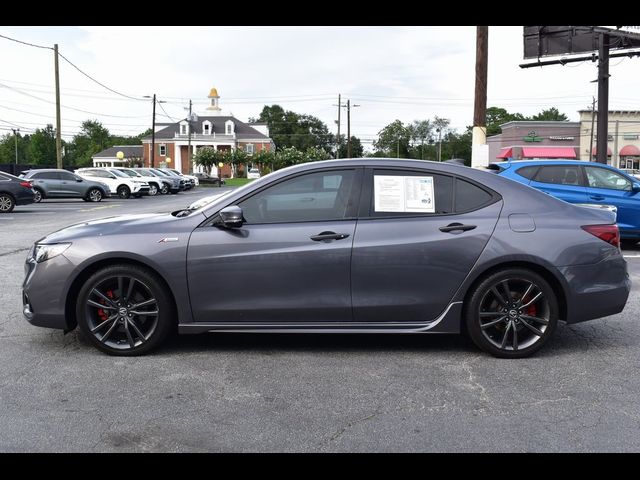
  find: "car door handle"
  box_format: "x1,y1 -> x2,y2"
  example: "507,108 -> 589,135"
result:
589,195 -> 605,201
310,231 -> 350,242
439,223 -> 477,233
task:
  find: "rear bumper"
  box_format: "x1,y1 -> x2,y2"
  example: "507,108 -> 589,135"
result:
16,189 -> 36,205
559,254 -> 631,323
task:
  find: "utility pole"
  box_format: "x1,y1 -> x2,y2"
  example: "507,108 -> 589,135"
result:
613,119 -> 619,168
437,128 -> 442,162
589,97 -> 596,161
54,44 -> 62,169
596,33 -> 610,165
11,128 -> 19,164
187,99 -> 193,172
151,94 -> 156,168
334,94 -> 342,159
471,26 -> 488,168
344,99 -> 360,158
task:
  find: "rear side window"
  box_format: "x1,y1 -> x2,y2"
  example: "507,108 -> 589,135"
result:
370,170 -> 453,217
515,166 -> 539,180
534,165 -> 582,186
33,172 -> 61,180
455,178 -> 493,212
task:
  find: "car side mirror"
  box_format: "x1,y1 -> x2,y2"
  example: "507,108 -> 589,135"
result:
633,183 -> 640,193
76,178 -> 83,182
218,206 -> 244,228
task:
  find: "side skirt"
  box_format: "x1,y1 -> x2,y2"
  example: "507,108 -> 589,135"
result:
178,302 -> 463,335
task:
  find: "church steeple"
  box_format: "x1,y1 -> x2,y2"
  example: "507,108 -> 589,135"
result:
206,87 -> 222,115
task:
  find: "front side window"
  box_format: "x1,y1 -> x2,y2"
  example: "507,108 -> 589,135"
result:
238,170 -> 356,224
585,167 -> 632,191
534,165 -> 582,186
59,171 -> 78,181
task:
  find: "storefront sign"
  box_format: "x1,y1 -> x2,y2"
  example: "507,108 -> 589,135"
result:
523,131 -> 543,142
549,136 -> 575,141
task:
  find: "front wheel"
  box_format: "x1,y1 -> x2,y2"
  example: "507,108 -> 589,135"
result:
117,185 -> 131,199
465,268 -> 558,358
148,183 -> 158,196
86,188 -> 103,202
0,194 -> 15,213
76,264 -> 174,356
160,183 -> 169,195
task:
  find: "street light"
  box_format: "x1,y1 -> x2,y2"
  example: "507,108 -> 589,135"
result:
436,128 -> 442,162
11,128 -> 20,165
218,162 -> 224,188
116,150 -> 124,168
165,157 -> 171,167
143,94 -> 167,169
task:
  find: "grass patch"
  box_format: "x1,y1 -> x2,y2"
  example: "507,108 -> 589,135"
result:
224,178 -> 254,187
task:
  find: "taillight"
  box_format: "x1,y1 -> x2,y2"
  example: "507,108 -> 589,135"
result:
581,224 -> 620,249
19,181 -> 32,188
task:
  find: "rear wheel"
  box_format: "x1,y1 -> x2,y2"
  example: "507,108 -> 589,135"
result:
0,194 -> 15,213
117,185 -> 131,199
33,188 -> 44,203
621,238 -> 638,249
76,264 -> 174,356
86,188 -> 103,202
465,268 -> 558,358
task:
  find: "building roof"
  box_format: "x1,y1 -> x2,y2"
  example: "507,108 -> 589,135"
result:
209,87 -> 219,98
499,121 -> 579,128
92,145 -> 143,158
143,116 -> 271,140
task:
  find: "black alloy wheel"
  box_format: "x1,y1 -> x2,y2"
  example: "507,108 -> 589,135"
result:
76,265 -> 173,355
117,185 -> 131,199
466,269 -> 558,358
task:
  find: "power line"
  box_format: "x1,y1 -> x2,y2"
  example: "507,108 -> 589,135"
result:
0,33 -> 52,50
57,51 -> 146,101
0,117 -> 24,129
157,102 -> 177,123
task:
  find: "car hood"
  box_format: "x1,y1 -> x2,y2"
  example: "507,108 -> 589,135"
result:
38,213 -> 181,243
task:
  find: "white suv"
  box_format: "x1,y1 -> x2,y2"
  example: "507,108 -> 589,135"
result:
75,168 -> 148,199
247,168 -> 261,179
114,167 -> 163,196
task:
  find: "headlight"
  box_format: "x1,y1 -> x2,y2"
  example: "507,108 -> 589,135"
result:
32,243 -> 71,263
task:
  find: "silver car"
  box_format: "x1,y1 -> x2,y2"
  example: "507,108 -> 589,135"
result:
22,159 -> 630,358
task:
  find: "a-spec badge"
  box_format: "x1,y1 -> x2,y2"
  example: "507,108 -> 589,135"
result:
158,237 -> 179,243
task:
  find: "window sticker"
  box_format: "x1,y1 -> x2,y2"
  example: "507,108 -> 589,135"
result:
374,175 -> 435,213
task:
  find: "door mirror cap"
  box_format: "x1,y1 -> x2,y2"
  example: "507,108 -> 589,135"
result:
218,205 -> 244,228
632,183 -> 640,193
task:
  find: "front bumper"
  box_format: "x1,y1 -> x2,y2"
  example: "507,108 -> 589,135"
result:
22,254 -> 73,330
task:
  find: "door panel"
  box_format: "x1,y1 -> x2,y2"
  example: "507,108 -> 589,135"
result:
351,201 -> 502,322
187,221 -> 356,322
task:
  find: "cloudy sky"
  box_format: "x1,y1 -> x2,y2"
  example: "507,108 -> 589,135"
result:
1,26 -> 639,150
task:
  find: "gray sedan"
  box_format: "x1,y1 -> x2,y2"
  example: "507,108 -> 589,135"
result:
22,159 -> 630,358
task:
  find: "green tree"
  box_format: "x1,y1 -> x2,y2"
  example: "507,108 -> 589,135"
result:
28,125 -> 57,165
252,149 -> 276,173
486,107 -> 526,136
193,147 -> 223,175
0,132 -> 30,164
68,120 -> 111,167
252,105 -> 333,152
407,120 -> 432,159
531,107 -> 569,121
337,135 -> 364,158
373,120 -> 411,158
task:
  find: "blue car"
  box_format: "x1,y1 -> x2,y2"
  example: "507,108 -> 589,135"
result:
490,159 -> 640,243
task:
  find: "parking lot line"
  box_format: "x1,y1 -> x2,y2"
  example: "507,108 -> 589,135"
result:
78,204 -> 122,212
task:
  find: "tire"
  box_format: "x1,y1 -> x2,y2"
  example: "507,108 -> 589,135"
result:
160,183 -> 169,195
86,188 -> 103,202
33,188 -> 44,203
0,193 -> 15,213
117,185 -> 131,199
75,264 -> 174,356
148,183 -> 158,196
465,268 -> 558,359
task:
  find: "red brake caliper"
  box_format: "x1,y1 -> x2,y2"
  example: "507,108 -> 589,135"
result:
97,289 -> 115,322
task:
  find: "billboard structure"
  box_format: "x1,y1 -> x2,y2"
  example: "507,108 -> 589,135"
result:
521,26 -> 640,164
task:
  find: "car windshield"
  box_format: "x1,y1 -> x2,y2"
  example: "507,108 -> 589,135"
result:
109,169 -> 129,178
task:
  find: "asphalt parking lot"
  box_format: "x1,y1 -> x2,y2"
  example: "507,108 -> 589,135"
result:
1,188 -> 640,452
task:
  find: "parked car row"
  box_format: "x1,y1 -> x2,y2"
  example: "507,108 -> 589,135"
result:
0,171 -> 36,213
